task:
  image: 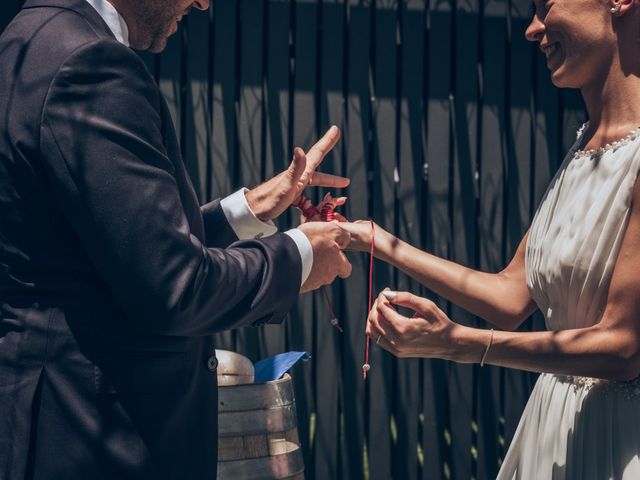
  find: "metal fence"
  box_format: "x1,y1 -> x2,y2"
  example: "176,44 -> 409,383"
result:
2,1 -> 586,479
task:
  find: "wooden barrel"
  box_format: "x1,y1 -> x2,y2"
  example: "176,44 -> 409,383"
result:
217,374 -> 305,480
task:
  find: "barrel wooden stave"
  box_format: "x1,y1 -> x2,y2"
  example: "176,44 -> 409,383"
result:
217,448 -> 304,480
217,374 -> 305,479
218,375 -> 295,412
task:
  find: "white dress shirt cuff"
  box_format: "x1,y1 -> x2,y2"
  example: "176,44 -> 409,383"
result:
284,229 -> 313,287
220,188 -> 278,240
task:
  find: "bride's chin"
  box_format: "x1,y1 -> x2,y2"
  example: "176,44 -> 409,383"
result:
549,65 -> 581,89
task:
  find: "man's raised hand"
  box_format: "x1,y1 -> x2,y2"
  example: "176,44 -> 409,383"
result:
244,126 -> 350,222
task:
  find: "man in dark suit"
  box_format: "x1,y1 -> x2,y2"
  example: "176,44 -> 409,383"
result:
0,0 -> 352,478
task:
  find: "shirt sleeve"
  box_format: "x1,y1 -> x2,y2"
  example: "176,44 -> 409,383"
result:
220,188 -> 278,240
221,190 -> 312,286
284,229 -> 313,286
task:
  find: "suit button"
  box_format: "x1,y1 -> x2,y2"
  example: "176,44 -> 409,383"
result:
206,356 -> 218,372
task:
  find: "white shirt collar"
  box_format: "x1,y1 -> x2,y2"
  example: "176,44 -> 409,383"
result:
84,0 -> 130,47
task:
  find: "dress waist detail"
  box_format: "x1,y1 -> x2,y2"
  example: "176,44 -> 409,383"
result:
549,373 -> 640,400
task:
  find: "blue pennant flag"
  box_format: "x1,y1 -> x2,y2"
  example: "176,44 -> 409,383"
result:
253,351 -> 311,383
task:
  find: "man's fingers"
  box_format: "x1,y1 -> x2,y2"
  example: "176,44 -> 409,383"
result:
303,171 -> 350,188
305,125 -> 341,168
334,226 -> 351,249
299,125 -> 348,189
337,251 -> 352,279
290,147 -> 307,182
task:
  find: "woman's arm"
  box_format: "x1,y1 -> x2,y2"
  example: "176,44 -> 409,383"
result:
368,176 -> 640,381
341,222 -> 537,331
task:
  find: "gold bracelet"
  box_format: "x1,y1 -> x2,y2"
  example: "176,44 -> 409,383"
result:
480,328 -> 494,367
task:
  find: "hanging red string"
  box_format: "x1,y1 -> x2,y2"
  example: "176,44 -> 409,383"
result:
362,220 -> 375,380
321,287 -> 343,333
294,194 -> 344,333
293,195 -> 375,379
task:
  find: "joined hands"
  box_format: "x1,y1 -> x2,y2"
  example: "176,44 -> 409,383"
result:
243,126 -> 353,293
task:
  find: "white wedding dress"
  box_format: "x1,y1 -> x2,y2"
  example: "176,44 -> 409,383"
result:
496,125 -> 640,480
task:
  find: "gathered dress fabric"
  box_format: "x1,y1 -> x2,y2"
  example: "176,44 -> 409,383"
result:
497,125 -> 640,480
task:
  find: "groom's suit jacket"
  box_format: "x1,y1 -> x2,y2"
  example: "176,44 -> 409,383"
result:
0,0 -> 302,478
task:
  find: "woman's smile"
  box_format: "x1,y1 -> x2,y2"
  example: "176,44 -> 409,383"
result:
541,42 -> 562,69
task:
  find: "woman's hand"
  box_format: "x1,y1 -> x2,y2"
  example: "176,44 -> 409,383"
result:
338,220 -> 396,256
367,290 -> 462,360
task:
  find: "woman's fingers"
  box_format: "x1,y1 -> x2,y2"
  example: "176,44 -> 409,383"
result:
366,297 -> 387,338
366,299 -> 398,353
369,301 -> 404,354
375,297 -> 414,338
381,291 -> 437,320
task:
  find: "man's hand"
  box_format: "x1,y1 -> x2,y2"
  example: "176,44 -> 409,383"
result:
245,126 -> 350,221
298,222 -> 352,293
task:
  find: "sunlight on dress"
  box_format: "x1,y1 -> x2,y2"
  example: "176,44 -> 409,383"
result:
497,125 -> 640,480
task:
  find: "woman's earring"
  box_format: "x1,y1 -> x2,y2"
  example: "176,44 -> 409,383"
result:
610,4 -> 621,14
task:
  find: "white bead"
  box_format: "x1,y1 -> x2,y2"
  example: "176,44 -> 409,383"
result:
362,363 -> 371,372
330,318 -> 338,326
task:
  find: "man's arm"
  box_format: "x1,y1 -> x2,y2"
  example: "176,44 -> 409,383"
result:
202,126 -> 349,285
202,192 -> 314,286
40,39 -> 303,335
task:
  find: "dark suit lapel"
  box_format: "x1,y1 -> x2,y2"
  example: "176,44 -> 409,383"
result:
21,0 -> 118,41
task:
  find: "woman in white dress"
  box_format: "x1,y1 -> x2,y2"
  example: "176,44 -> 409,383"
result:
341,0 -> 640,478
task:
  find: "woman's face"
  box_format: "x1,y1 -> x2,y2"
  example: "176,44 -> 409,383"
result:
526,0 -> 616,89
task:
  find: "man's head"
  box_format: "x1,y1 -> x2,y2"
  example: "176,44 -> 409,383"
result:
109,0 -> 209,53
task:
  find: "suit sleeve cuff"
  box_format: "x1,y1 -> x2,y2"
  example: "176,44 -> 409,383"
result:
284,229 -> 313,287
220,188 -> 278,240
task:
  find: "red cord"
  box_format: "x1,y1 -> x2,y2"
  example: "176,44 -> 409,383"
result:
295,197 -> 375,377
294,195 -> 320,220
320,203 -> 335,222
321,287 -> 343,333
363,220 -> 375,380
320,202 -> 342,332
296,195 -> 343,332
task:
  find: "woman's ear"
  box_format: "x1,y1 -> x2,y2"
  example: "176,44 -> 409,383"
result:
611,0 -> 635,16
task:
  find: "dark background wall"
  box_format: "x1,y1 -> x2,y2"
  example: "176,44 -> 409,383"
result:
2,1 -> 586,479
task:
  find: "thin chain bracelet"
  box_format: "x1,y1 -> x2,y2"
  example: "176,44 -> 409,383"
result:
480,328 -> 494,367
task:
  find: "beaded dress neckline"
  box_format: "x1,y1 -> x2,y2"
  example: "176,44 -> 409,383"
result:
573,122 -> 640,158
